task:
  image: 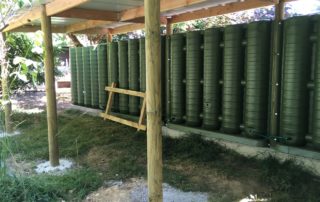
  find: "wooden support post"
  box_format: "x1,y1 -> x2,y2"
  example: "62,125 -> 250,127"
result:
41,4 -> 60,167
166,19 -> 172,35
107,32 -> 113,42
270,0 -> 284,139
145,0 -> 163,201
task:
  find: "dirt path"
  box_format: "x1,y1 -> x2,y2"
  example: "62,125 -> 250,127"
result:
11,88 -> 71,113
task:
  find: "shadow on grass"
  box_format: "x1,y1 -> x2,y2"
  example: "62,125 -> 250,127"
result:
0,109 -> 319,201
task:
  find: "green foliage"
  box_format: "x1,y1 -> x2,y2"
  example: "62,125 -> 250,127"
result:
0,169 -> 103,202
4,33 -> 65,90
6,33 -> 44,89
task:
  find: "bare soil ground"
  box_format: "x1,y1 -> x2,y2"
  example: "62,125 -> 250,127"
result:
11,88 -> 71,113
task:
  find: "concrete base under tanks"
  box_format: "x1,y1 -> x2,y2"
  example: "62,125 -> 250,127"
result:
70,104 -> 320,176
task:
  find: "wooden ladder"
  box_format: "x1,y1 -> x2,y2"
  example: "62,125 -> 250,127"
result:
100,82 -> 147,131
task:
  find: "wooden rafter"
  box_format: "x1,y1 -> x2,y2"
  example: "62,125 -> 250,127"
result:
11,25 -> 66,33
120,0 -> 206,21
65,20 -> 111,33
170,0 -> 278,23
108,0 -> 298,35
54,8 -> 119,21
4,0 -> 92,32
109,17 -> 167,35
110,23 -> 145,35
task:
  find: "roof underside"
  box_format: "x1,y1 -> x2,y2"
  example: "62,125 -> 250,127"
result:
4,0 -> 295,34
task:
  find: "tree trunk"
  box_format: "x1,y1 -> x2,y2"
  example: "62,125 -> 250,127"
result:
67,33 -> 83,47
0,32 -> 13,133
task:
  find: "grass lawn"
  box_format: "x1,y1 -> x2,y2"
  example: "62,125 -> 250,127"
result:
0,109 -> 319,202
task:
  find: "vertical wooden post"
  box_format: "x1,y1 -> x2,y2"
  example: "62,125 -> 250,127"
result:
145,0 -> 163,201
107,32 -> 113,43
41,4 -> 59,167
166,19 -> 172,35
270,0 -> 284,138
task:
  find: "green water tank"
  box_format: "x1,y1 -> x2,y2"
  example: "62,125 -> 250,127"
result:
280,16 -> 312,146
118,41 -> 129,114
82,47 -> 92,107
203,28 -> 222,130
313,18 -> 320,149
97,44 -> 108,109
221,25 -> 245,134
186,31 -> 203,126
129,39 -> 140,115
170,33 -> 186,123
70,48 -> 78,104
90,47 -> 99,108
76,47 -> 84,105
244,21 -> 271,138
139,38 -> 146,109
108,42 -> 119,112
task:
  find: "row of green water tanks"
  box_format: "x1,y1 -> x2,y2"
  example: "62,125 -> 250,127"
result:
169,16 -> 320,149
104,37 -> 166,115
170,22 -> 270,134
70,45 -> 108,109
71,38 -> 166,116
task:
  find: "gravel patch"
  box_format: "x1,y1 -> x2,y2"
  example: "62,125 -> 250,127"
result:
85,178 -> 208,202
0,131 -> 20,139
35,159 -> 73,174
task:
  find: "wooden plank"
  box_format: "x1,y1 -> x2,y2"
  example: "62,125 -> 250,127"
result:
170,0 -> 278,23
110,23 -> 145,35
4,0 -> 91,32
105,82 -> 116,115
100,113 -> 147,131
11,25 -> 66,33
66,20 -> 112,33
41,4 -> 60,167
54,8 -> 119,21
120,0 -> 206,21
74,27 -> 109,34
138,98 -> 147,131
105,86 -> 146,98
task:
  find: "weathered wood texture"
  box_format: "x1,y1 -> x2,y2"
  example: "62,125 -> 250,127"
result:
145,0 -> 163,201
101,83 -> 146,131
41,4 -> 59,167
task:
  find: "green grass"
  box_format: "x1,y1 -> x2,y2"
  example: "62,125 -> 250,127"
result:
0,169 -> 102,202
0,109 -> 320,201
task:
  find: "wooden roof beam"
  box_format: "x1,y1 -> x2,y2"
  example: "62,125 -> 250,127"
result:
110,23 -> 145,35
120,0 -> 206,21
4,0 -> 92,32
65,20 -> 112,33
170,0 -> 279,23
109,0 -> 299,35
109,17 -> 167,35
11,25 -> 66,33
54,8 -> 119,21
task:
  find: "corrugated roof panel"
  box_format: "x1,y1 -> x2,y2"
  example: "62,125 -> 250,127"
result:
79,0 -> 144,11
162,0 -> 237,17
31,17 -> 85,26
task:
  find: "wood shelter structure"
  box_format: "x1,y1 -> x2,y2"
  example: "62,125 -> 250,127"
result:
3,0 -> 295,201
